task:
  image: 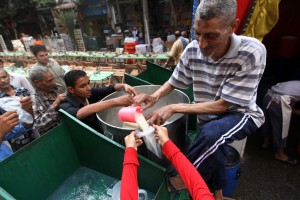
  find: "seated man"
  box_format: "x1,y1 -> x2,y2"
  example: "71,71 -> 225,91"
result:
0,69 -> 34,151
134,1 -> 266,198
0,58 -> 35,94
59,70 -> 137,132
31,45 -> 66,94
29,66 -> 66,135
261,80 -> 300,165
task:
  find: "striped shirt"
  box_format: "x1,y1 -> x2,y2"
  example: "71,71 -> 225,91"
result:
169,34 -> 266,127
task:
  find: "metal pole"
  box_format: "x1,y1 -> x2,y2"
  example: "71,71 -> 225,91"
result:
191,0 -> 199,40
142,0 -> 150,44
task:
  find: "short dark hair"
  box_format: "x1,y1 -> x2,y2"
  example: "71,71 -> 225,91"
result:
175,30 -> 181,38
31,45 -> 48,56
64,70 -> 87,88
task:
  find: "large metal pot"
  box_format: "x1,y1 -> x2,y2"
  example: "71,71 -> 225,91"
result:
97,85 -> 190,165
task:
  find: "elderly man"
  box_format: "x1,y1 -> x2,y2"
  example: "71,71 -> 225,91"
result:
0,58 -> 35,94
134,0 -> 266,199
59,70 -> 137,132
0,68 -> 34,151
29,66 -> 66,135
31,45 -> 66,94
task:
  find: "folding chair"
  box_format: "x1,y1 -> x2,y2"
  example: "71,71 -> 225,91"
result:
112,68 -> 125,83
98,66 -> 113,86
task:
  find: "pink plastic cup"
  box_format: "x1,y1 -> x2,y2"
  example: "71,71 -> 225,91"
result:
118,106 -> 142,123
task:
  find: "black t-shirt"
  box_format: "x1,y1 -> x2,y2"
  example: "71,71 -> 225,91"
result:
59,85 -> 116,132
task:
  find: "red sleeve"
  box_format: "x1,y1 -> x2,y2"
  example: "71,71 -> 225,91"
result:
120,147 -> 139,200
162,140 -> 214,200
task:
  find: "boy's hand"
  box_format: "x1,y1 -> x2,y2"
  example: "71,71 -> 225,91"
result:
124,131 -> 143,151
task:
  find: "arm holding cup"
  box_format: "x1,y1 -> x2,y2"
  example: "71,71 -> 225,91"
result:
153,125 -> 214,200
121,131 -> 143,200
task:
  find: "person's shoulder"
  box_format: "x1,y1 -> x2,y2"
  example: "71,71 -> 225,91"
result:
239,35 -> 266,53
173,39 -> 182,46
185,40 -> 198,50
31,62 -> 39,68
49,58 -> 59,65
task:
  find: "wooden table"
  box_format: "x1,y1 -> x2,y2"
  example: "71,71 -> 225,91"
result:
89,71 -> 114,87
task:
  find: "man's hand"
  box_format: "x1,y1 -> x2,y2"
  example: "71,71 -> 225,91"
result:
112,95 -> 134,107
146,104 -> 175,125
20,96 -> 32,113
153,124 -> 169,147
133,93 -> 157,110
0,111 -> 19,139
52,93 -> 67,110
114,83 -> 137,96
123,84 -> 138,96
124,131 -> 143,151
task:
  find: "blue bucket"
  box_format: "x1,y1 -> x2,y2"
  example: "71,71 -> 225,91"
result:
223,145 -> 241,197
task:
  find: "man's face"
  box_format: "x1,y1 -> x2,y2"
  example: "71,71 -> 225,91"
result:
35,71 -> 56,92
35,51 -> 49,66
68,76 -> 91,99
0,70 -> 10,90
194,17 -> 236,60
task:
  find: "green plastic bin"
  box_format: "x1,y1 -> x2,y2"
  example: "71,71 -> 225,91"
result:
0,110 -> 170,200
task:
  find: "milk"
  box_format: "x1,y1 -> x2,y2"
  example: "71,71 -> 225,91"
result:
135,112 -> 150,132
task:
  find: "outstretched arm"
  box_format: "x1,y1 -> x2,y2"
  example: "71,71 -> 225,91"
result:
154,125 -> 214,200
76,95 -> 133,119
133,82 -> 175,110
121,131 -> 143,200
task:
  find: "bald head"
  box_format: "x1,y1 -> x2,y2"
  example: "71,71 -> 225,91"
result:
175,30 -> 181,38
181,31 -> 188,38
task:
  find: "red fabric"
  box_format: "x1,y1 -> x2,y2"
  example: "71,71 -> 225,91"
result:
236,0 -> 253,34
162,140 -> 214,200
121,147 -> 139,200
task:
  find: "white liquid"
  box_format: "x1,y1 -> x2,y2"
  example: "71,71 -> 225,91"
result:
122,122 -> 140,129
135,113 -> 149,132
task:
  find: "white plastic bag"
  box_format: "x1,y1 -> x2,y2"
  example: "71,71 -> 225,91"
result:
0,96 -> 33,124
137,127 -> 162,159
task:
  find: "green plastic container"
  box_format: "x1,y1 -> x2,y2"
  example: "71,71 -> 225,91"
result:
0,110 -> 170,200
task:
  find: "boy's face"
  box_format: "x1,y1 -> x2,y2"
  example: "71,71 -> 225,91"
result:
68,75 -> 92,99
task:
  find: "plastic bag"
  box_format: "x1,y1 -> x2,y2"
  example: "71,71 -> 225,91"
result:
137,127 -> 162,159
0,96 -> 33,124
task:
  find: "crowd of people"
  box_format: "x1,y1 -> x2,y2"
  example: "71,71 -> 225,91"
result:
0,0 -> 299,199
